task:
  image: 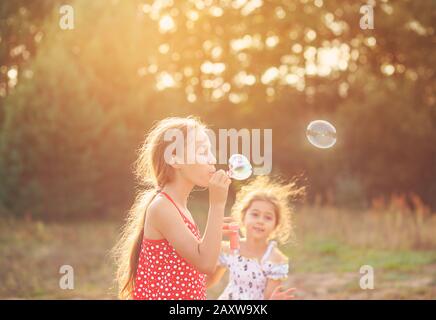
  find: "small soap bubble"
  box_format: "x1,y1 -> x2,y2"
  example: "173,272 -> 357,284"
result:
306,120 -> 337,149
228,154 -> 252,180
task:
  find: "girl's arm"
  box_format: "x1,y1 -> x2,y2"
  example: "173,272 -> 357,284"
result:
264,279 -> 284,299
265,281 -> 296,300
205,264 -> 226,288
149,170 -> 231,275
205,239 -> 232,288
264,249 -> 296,299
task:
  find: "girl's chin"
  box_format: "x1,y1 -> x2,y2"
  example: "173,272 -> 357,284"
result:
250,232 -> 269,240
189,175 -> 209,188
195,179 -> 209,188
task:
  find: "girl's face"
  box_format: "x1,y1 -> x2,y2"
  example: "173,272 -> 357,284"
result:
243,200 -> 277,241
174,127 -> 217,188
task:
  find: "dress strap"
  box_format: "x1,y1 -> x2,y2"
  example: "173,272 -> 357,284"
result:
261,240 -> 277,264
159,191 -> 197,230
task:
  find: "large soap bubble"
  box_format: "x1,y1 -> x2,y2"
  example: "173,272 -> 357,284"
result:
306,120 -> 337,149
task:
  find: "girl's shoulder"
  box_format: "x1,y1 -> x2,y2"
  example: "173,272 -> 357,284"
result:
268,247 -> 289,264
146,194 -> 181,225
147,195 -> 173,215
263,244 -> 289,279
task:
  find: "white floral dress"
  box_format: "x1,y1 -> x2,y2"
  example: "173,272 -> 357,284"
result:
218,240 -> 289,300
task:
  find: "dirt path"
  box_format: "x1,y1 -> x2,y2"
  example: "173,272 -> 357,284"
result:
285,265 -> 436,299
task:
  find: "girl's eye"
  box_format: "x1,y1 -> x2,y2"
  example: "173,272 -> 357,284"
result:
265,216 -> 272,221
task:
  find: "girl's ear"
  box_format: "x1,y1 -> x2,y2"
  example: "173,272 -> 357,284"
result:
274,211 -> 280,228
169,155 -> 182,169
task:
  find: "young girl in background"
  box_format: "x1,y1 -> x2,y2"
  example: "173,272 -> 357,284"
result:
207,176 -> 304,300
112,117 -> 231,300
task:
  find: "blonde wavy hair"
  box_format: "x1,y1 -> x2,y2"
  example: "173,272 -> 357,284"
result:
231,175 -> 305,245
111,116 -> 206,299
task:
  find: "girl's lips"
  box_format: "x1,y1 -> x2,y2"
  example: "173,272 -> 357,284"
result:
252,226 -> 265,233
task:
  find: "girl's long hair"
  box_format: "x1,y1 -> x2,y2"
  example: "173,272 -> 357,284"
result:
111,116 -> 205,299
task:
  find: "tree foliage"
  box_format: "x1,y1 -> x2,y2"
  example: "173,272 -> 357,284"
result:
0,0 -> 435,219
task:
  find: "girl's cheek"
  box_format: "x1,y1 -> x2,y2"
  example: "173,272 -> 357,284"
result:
267,220 -> 276,232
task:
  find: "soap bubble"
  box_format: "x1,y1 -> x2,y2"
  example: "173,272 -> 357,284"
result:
306,120 -> 337,149
228,154 -> 252,180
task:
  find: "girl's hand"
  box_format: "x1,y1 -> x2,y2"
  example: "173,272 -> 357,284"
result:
269,286 -> 297,300
209,169 -> 231,207
222,217 -> 238,237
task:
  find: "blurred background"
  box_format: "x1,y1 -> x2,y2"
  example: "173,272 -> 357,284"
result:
0,0 -> 435,299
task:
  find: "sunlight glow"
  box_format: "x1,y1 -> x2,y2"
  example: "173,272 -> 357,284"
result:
231,34 -> 262,52
381,64 -> 395,76
159,15 -> 176,33
241,0 -> 263,16
7,68 -> 18,80
234,71 -> 256,87
265,35 -> 279,48
201,61 -> 226,75
7,67 -> 18,88
210,6 -> 224,17
284,73 -> 299,85
156,71 -> 176,90
186,10 -> 199,21
158,43 -> 170,54
305,30 -> 317,42
261,67 -> 279,84
140,1 -> 360,99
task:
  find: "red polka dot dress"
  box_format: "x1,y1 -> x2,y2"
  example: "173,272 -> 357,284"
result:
133,191 -> 206,300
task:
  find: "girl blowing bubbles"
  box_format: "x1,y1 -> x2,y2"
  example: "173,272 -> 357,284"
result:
207,176 -> 304,300
112,117 -> 231,300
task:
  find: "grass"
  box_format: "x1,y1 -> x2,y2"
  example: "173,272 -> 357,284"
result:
0,201 -> 435,299
285,237 -> 436,273
0,217 -> 119,299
